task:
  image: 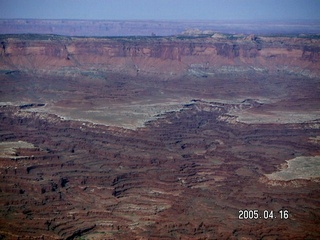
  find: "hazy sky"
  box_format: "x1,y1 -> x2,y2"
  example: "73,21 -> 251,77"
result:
0,0 -> 320,21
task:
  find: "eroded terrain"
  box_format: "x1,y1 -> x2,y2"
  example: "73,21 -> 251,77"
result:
0,33 -> 320,239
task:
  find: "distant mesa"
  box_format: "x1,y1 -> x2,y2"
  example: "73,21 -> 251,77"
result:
1,19 -> 320,36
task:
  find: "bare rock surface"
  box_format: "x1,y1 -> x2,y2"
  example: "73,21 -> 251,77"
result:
0,33 -> 319,239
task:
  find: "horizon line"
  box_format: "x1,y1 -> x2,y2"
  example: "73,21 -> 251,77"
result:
1,18 -> 320,22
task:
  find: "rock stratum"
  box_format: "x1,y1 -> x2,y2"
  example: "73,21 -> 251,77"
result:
1,34 -> 320,77
0,33 -> 320,239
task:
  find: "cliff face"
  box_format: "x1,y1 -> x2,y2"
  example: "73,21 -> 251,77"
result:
1,34 -> 320,239
1,34 -> 319,78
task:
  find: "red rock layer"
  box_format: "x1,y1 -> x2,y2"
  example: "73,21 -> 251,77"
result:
0,100 -> 319,239
0,35 -> 319,77
0,34 -> 319,239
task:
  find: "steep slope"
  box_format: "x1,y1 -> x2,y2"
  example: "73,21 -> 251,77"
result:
1,34 -> 319,78
0,34 -> 320,239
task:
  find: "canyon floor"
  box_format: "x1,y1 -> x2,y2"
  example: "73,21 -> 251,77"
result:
0,34 -> 320,239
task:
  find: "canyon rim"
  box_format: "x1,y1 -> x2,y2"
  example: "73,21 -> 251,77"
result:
0,20 -> 320,239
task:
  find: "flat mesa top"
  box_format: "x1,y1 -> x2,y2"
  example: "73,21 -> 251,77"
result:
1,19 -> 320,36
265,156 -> 320,181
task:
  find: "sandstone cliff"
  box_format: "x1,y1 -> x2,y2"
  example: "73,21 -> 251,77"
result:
1,34 -> 319,78
1,33 -> 320,239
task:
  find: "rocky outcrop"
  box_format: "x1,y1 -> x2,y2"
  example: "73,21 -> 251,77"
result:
0,99 -> 319,239
1,34 -> 319,78
0,33 -> 319,239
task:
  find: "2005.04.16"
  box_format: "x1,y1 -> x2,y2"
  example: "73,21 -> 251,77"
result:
238,209 -> 289,220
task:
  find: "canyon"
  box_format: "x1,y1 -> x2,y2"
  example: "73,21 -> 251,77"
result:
0,32 -> 320,239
